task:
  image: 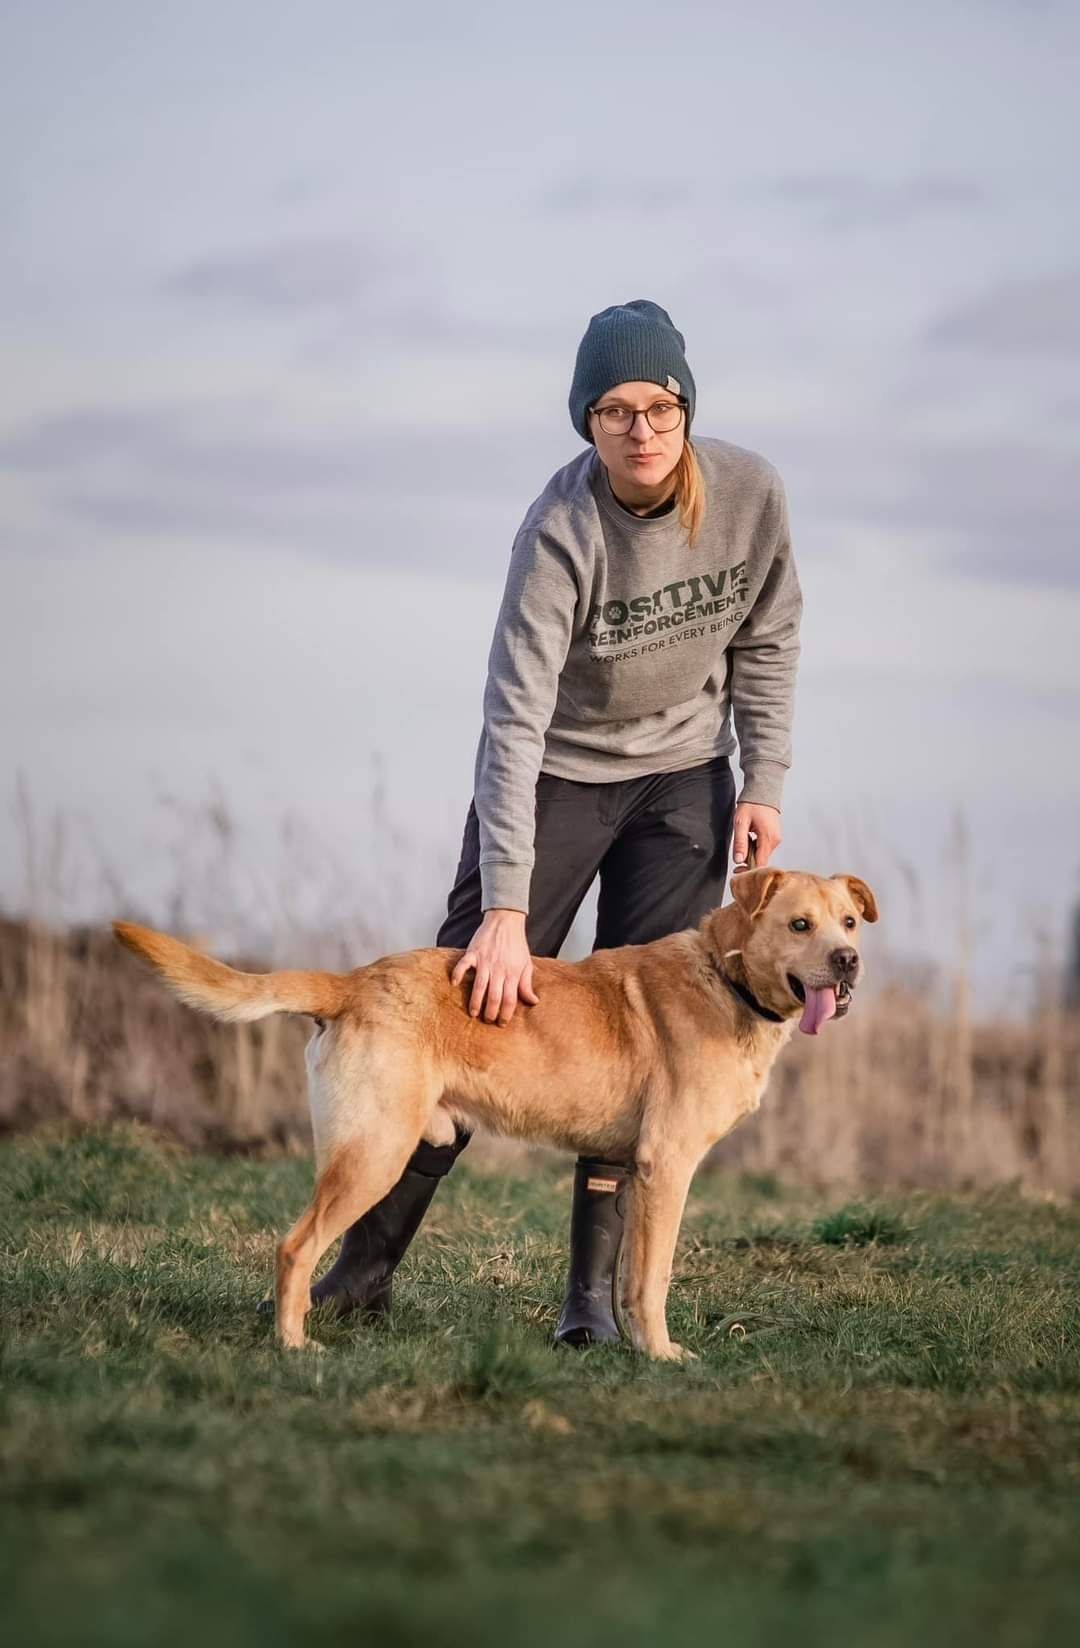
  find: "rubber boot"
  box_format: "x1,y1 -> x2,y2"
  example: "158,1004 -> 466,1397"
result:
257,1128 -> 471,1322
553,1156 -> 632,1348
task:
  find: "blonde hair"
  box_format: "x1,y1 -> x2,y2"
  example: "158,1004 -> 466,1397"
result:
674,438 -> 704,548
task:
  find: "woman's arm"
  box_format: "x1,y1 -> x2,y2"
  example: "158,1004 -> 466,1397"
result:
451,516 -> 579,1024
473,521 -> 579,914
726,473 -> 803,819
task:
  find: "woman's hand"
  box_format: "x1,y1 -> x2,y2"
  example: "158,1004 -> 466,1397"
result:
450,908 -> 540,1026
732,802 -> 782,869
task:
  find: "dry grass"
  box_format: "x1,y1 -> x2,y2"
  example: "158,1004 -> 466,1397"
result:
2,781 -> 1078,1190
2,909 -> 1077,1191
723,981 -> 1080,1193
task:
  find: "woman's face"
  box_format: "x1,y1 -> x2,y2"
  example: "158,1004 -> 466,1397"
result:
588,379 -> 685,500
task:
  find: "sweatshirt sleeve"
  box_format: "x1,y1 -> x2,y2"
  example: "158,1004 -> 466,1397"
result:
727,472 -> 803,812
473,519 -> 580,913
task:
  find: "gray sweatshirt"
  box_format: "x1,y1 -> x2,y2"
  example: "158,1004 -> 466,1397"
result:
473,436 -> 802,913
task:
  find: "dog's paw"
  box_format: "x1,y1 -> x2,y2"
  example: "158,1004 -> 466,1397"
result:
278,1332 -> 324,1353
652,1340 -> 697,1364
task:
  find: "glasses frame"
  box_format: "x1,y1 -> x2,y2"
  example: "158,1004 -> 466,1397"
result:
588,396 -> 688,437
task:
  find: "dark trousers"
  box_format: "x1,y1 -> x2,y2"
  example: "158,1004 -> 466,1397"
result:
435,754 -> 737,957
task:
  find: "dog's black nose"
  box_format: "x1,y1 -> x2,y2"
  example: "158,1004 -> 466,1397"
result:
831,947 -> 859,978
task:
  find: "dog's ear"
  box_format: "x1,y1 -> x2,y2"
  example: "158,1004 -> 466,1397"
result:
830,875 -> 880,923
730,867 -> 785,921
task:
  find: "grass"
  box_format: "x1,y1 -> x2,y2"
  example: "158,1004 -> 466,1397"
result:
809,1204 -> 909,1246
2,1125 -> 1079,1647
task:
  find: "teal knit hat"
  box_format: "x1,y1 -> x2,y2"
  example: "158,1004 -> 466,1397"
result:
569,298 -> 695,444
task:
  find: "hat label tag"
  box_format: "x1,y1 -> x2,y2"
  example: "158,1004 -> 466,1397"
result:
665,375 -> 681,394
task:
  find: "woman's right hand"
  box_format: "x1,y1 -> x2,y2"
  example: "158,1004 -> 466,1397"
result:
450,908 -> 539,1026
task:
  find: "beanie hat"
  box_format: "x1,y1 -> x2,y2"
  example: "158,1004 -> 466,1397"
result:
568,299 -> 696,444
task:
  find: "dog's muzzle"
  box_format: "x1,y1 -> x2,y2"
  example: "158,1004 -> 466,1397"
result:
787,973 -> 857,1022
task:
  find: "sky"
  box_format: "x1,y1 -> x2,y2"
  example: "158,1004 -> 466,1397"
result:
2,0 -> 1078,1011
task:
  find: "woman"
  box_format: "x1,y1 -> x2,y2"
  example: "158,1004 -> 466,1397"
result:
292,299 -> 802,1345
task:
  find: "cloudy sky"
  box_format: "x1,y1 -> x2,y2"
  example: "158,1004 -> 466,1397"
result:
2,0 -> 1078,1009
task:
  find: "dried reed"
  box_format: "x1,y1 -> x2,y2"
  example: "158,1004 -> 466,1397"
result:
2,781 -> 1077,1190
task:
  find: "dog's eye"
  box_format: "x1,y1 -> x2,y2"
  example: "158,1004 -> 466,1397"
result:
844,917 -> 857,930
790,918 -> 812,933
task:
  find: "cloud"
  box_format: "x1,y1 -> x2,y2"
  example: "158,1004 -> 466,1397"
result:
161,235 -> 410,312
157,237 -> 569,360
870,438 -> 1079,590
268,174 -> 325,208
5,397 -> 1076,592
924,268 -> 1080,356
0,404 -> 195,470
0,399 -> 568,574
1049,392 -> 1080,422
732,417 -> 1078,592
686,259 -> 789,310
298,298 -> 571,363
759,172 -> 985,232
537,179 -> 696,215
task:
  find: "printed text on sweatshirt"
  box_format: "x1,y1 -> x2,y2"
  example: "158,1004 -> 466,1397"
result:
472,437 -> 802,913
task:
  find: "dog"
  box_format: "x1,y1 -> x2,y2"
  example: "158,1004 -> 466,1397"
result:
113,867 -> 878,1360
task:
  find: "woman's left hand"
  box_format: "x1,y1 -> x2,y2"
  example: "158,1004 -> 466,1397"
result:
732,803 -> 781,869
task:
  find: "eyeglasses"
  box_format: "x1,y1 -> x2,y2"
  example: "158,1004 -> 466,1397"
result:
589,398 -> 687,436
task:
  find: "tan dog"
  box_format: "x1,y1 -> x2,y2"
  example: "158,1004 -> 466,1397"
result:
114,867 -> 878,1361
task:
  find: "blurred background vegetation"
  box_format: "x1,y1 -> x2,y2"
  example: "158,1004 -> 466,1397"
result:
4,781 -> 1077,1192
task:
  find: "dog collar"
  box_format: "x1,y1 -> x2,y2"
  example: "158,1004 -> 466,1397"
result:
718,968 -> 786,1025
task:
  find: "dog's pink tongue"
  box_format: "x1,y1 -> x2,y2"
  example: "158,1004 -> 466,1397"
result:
799,987 -> 837,1036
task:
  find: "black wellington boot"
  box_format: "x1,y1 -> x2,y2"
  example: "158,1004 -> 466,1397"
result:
257,1128 -> 471,1322
553,1156 -> 632,1348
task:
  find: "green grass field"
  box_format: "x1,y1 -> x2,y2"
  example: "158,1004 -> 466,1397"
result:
2,1125 -> 1079,1648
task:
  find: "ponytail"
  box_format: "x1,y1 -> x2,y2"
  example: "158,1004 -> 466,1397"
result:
674,439 -> 704,549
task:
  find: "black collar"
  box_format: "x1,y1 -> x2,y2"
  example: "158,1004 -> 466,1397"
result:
718,967 -> 786,1025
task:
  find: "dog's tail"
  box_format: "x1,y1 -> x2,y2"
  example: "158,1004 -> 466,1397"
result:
112,921 -> 348,1024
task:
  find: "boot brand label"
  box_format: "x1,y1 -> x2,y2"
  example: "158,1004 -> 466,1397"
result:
586,1176 -> 619,1194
